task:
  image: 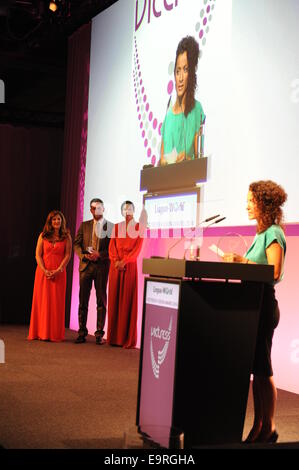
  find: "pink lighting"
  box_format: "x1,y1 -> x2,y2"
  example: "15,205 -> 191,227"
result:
69,226 -> 299,393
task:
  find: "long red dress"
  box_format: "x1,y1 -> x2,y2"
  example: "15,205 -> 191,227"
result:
107,221 -> 143,348
28,238 -> 67,341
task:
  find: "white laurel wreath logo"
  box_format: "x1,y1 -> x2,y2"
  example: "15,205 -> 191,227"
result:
150,318 -> 173,379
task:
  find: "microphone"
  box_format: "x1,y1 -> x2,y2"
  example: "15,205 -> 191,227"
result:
215,216 -> 226,223
205,216 -> 226,227
198,114 -> 206,158
166,215 -> 222,259
203,214 -> 220,223
166,95 -> 171,111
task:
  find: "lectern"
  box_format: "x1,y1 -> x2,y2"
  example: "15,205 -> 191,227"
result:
140,157 -> 208,192
136,259 -> 273,447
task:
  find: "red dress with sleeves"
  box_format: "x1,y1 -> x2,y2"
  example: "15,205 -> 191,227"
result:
107,221 -> 143,348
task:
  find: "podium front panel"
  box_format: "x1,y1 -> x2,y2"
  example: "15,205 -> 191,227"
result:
137,279 -> 180,438
137,274 -> 264,447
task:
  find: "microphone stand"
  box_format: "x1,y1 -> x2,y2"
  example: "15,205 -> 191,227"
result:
198,115 -> 205,158
167,215 -> 221,259
183,217 -> 226,260
159,95 -> 172,166
178,98 -> 186,161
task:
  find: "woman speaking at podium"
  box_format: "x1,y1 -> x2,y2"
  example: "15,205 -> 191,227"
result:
223,180 -> 287,443
160,36 -> 205,165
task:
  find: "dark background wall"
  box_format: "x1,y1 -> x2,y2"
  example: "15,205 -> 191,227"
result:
0,124 -> 64,324
0,0 -> 117,325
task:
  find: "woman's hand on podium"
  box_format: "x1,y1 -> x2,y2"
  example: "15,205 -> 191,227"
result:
176,151 -> 186,163
223,252 -> 248,264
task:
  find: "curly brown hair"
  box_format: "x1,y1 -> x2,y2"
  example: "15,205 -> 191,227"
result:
249,180 -> 287,233
175,36 -> 200,117
42,210 -> 69,240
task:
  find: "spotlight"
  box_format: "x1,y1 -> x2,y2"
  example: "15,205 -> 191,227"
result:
49,1 -> 58,13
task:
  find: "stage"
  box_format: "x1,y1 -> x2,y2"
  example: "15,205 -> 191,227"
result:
1,325 -> 299,450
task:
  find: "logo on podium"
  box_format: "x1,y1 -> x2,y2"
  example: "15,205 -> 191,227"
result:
150,318 -> 173,379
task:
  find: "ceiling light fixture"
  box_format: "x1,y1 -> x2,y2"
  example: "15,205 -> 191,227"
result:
49,1 -> 58,13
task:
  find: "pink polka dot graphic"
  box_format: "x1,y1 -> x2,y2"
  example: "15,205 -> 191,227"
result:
167,80 -> 174,95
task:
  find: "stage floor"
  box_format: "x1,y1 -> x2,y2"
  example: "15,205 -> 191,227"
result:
1,325 -> 299,449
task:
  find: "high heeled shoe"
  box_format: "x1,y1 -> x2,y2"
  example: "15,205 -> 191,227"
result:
256,429 -> 279,443
243,429 -> 261,443
266,430 -> 279,443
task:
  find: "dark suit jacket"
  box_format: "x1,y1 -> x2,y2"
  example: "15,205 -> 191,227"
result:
74,219 -> 114,272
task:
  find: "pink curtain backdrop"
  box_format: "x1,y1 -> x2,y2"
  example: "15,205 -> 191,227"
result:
60,22 -> 91,325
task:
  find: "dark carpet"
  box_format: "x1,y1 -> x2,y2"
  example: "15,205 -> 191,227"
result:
1,325 -> 299,451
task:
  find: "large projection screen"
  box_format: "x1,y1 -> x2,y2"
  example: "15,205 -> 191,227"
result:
85,0 -> 299,225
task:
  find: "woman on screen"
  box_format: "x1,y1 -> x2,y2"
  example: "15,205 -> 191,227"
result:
223,180 -> 287,443
107,201 -> 144,349
160,36 -> 205,165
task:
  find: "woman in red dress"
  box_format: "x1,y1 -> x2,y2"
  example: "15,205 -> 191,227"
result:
107,201 -> 144,348
28,210 -> 72,342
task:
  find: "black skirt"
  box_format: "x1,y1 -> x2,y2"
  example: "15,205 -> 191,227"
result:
252,284 -> 280,377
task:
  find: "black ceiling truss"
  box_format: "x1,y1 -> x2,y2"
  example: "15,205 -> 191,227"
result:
0,0 -> 118,125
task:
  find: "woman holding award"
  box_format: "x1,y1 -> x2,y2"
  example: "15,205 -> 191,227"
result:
28,210 -> 72,342
160,35 -> 205,165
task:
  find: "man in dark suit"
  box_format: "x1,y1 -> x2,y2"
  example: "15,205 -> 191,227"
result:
74,198 -> 113,344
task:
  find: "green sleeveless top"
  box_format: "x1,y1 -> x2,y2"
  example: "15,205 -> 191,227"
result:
161,100 -> 205,162
246,224 -> 286,283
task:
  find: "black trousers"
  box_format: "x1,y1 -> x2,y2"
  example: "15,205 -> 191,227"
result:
78,260 -> 110,337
